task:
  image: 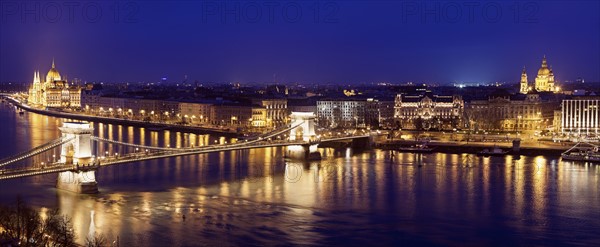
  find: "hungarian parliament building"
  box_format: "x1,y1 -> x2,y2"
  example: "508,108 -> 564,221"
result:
28,60 -> 81,108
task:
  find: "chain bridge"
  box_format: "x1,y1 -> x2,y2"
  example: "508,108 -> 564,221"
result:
0,112 -> 371,193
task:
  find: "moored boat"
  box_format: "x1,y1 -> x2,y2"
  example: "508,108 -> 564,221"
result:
561,142 -> 600,163
147,126 -> 168,132
478,146 -> 508,156
397,143 -> 435,153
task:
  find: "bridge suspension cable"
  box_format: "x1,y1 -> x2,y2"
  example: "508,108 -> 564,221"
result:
257,121 -> 304,140
91,136 -> 185,151
219,121 -> 305,149
90,121 -> 304,152
0,137 -> 73,168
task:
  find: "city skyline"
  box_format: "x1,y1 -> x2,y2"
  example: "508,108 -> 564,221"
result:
1,1 -> 599,84
1,1 -> 600,246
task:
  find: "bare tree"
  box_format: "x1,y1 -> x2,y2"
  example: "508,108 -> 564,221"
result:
0,197 -> 76,247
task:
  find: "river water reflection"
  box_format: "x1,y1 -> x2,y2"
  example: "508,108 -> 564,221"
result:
1,103 -> 599,246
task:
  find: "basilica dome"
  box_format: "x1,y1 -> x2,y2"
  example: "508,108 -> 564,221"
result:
537,67 -> 550,76
537,55 -> 550,76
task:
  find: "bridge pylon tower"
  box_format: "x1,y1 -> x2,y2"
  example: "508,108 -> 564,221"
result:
56,122 -> 98,194
286,112 -> 321,160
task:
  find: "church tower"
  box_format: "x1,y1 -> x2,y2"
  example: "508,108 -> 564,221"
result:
520,66 -> 528,94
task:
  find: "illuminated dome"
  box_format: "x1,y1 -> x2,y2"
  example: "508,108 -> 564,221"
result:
46,59 -> 62,82
537,55 -> 550,76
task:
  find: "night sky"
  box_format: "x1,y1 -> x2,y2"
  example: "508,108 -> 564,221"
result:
1,0 -> 599,84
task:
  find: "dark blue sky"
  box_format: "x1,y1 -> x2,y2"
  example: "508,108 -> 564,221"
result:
1,0 -> 598,84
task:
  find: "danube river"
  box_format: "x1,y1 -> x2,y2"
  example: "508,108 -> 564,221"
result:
1,103 -> 599,246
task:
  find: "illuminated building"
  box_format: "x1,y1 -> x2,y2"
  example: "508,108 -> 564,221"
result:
252,98 -> 288,128
210,103 -> 266,128
394,91 -> 463,130
28,60 -> 81,108
365,98 -> 395,129
81,94 -> 180,119
316,97 -> 394,129
467,90 -> 557,132
553,109 -> 562,133
534,55 -> 555,92
317,98 -> 366,128
561,97 -> 600,135
179,101 -> 212,124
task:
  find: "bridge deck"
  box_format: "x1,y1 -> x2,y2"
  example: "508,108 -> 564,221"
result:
0,135 -> 370,180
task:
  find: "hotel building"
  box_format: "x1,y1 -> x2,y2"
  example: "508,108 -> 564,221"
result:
561,97 -> 600,135
317,98 -> 366,128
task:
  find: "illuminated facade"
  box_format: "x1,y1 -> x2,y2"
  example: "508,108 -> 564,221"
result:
179,101 -> 212,124
317,99 -> 366,128
534,55 -> 555,92
467,92 -> 556,132
210,103 -> 266,128
365,98 -> 395,129
28,60 -> 81,108
252,98 -> 288,128
394,92 -> 463,130
561,97 -> 600,135
316,97 -> 393,129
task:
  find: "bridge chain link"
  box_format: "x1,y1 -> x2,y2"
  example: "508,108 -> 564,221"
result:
0,122 -> 317,180
0,137 -> 74,168
90,121 -> 305,152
